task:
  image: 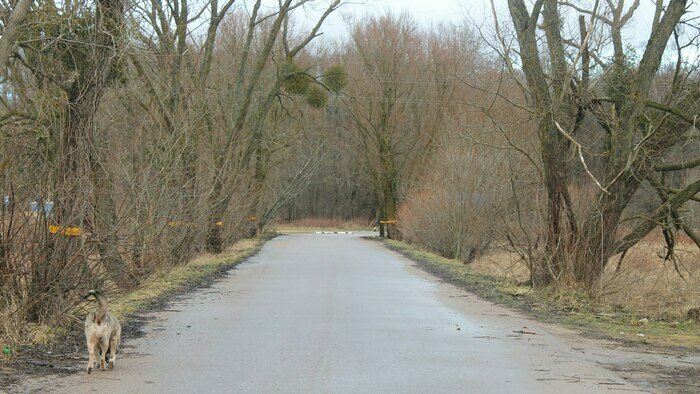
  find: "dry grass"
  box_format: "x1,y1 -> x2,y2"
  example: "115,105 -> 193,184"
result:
470,250 -> 530,283
467,234 -> 700,322
0,236 -> 268,359
271,217 -> 370,233
601,237 -> 700,322
108,237 -> 265,319
388,238 -> 700,350
24,324 -> 68,347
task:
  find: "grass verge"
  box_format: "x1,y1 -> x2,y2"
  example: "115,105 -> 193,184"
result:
108,235 -> 272,320
0,234 -> 273,372
383,238 -> 700,352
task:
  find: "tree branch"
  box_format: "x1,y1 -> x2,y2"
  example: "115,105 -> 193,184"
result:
645,100 -> 696,124
635,0 -> 688,101
614,176 -> 700,256
288,0 -> 341,58
655,156 -> 700,172
648,175 -> 700,253
664,187 -> 700,203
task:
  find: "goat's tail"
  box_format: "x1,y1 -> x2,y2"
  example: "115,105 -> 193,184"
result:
85,289 -> 109,308
85,290 -> 110,324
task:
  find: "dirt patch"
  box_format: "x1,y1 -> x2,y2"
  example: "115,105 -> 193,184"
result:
602,362 -> 700,394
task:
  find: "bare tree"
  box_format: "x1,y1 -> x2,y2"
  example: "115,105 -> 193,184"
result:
342,14 -> 450,237
0,0 -> 343,340
502,0 -> 700,289
204,0 -> 341,251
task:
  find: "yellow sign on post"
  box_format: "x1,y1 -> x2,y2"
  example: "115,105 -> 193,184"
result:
379,220 -> 397,225
49,225 -> 81,236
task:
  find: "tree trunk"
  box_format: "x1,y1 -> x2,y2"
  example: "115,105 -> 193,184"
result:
205,176 -> 227,253
382,176 -> 398,239
0,0 -> 32,74
177,135 -> 199,258
53,0 -> 134,289
206,219 -> 224,254
91,152 -> 135,289
535,120 -> 576,286
571,201 -> 625,289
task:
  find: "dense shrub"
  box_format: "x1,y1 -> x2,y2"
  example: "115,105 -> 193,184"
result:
399,143 -> 511,263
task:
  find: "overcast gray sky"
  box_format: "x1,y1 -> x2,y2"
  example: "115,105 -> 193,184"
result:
319,0 -> 484,38
300,0 -> 699,50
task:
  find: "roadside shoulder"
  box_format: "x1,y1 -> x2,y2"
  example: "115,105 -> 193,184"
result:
378,238 -> 700,354
377,237 -> 700,393
1,234 -> 275,388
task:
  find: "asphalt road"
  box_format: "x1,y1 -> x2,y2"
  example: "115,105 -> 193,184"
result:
14,233 -> 693,393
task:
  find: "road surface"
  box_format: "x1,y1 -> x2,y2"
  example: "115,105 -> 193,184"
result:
13,233 -> 697,393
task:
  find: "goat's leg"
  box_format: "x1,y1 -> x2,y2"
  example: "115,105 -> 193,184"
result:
108,336 -> 118,370
99,337 -> 109,371
86,339 -> 96,374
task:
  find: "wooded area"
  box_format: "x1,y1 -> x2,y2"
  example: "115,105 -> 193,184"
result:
1,0 -> 699,342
